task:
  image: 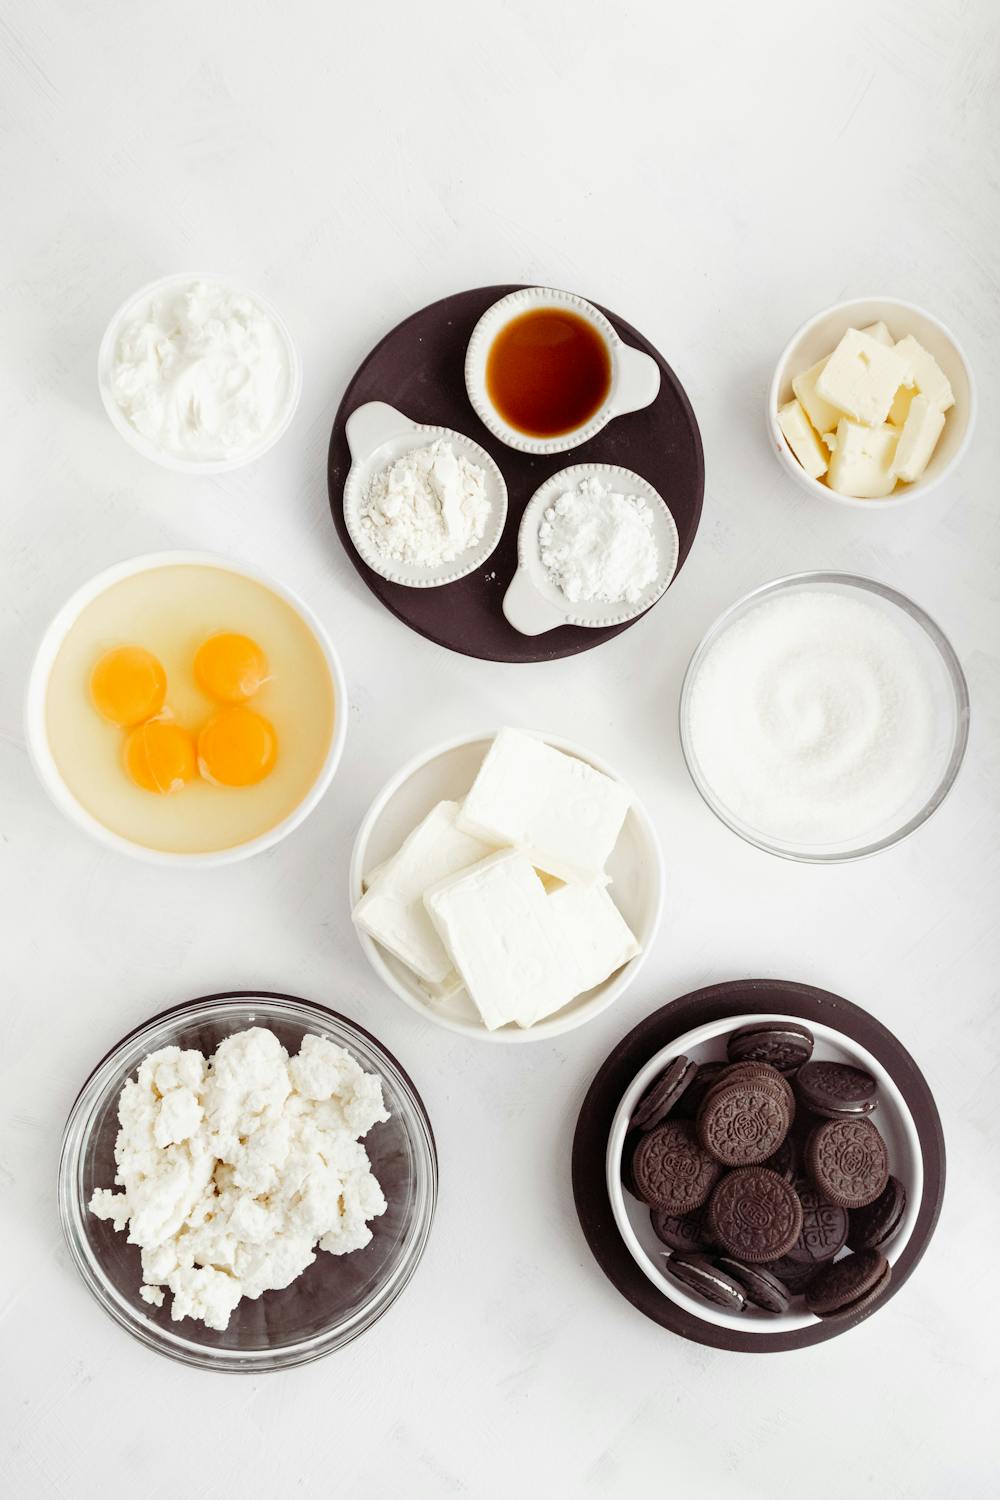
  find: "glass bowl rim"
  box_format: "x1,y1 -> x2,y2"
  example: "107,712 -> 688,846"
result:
678,571 -> 970,864
58,990 -> 438,1373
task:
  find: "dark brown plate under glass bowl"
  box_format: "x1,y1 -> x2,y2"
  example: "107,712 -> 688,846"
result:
327,284 -> 704,663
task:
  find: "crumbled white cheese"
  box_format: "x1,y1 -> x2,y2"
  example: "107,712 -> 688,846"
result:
360,440 -> 490,566
89,1029 -> 390,1331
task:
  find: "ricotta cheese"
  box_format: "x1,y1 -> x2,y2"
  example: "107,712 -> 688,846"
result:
90,1028 -> 389,1331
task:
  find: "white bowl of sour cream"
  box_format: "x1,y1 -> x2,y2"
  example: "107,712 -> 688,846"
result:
679,573 -> 969,862
98,273 -> 301,473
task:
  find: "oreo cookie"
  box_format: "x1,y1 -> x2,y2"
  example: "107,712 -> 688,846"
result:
796,1061 -> 877,1119
727,1021 -> 814,1074
631,1120 -> 722,1212
807,1117 -> 889,1209
663,1253 -> 747,1312
674,1061 -> 730,1118
762,1133 -> 798,1183
631,1055 -> 697,1131
847,1175 -> 907,1251
650,1205 -> 710,1253
766,1255 -> 823,1295
716,1257 -> 791,1314
698,1077 -> 791,1167
707,1167 -> 803,1263
783,1177 -> 849,1264
805,1249 -> 891,1320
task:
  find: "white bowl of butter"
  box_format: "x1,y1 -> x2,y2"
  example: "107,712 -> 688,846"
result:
768,297 -> 975,508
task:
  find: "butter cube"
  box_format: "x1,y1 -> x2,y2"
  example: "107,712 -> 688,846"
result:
891,394 -> 946,482
777,398 -> 828,479
826,418 -> 899,499
860,320 -> 894,346
888,384 -> 917,428
892,335 -> 955,413
791,357 -> 843,435
816,329 -> 909,427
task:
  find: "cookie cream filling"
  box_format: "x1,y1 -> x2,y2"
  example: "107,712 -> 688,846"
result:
89,1027 -> 389,1330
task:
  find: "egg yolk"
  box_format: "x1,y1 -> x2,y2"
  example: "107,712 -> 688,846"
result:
123,720 -> 197,794
194,633 -> 268,703
197,707 -> 277,787
90,646 -> 167,726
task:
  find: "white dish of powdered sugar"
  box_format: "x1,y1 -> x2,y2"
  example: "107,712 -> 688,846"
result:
343,402 -> 508,588
680,573 -> 969,862
503,463 -> 679,636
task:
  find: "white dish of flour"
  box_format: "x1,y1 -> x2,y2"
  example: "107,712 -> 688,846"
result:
343,402 -> 508,588
504,463 -> 679,635
680,576 -> 968,858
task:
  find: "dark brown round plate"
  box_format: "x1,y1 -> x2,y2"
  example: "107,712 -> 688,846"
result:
327,285 -> 704,662
571,979 -> 945,1353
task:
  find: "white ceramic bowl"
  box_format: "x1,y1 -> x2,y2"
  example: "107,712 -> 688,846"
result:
98,272 -> 302,474
25,551 -> 347,866
349,730 -> 664,1042
503,463 -> 680,636
465,286 -> 661,455
342,401 -> 508,587
607,1013 -> 923,1335
767,296 -> 976,508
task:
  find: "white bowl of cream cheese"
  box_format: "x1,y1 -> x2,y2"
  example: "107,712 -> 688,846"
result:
98,273 -> 302,473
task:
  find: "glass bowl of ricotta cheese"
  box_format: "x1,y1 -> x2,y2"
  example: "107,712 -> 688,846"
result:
679,573 -> 969,862
58,991 -> 437,1371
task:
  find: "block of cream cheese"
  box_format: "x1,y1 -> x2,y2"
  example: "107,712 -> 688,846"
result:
352,800 -> 495,985
545,881 -> 640,1019
791,358 -> 842,436
891,394 -> 946,482
892,335 -> 955,413
826,418 -> 899,499
860,320 -> 894,347
423,851 -> 576,1029
777,398 -> 828,479
816,329 -> 909,427
457,728 -> 630,884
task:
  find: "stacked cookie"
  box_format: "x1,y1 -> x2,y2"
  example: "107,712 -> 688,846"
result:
624,1023 -> 906,1320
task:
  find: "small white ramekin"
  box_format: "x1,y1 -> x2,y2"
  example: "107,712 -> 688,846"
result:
97,272 -> 302,475
25,551 -> 347,866
767,296 -> 976,509
465,286 -> 661,455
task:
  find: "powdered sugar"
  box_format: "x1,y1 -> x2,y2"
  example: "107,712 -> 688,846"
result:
538,475 -> 659,604
361,440 -> 490,566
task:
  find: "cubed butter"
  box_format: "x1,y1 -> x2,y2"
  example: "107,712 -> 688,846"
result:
816,329 -> 909,427
778,398 -> 828,479
892,334 -> 955,413
352,800 -> 496,985
891,394 -> 946,482
791,357 -> 843,435
826,418 -> 899,499
859,320 -> 894,347
888,384 -> 917,428
457,728 -> 629,885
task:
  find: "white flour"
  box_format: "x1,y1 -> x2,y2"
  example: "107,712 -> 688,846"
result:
538,475 -> 659,604
684,590 -> 938,845
361,440 -> 490,565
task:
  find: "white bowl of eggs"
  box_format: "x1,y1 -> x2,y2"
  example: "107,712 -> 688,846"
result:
25,552 -> 347,865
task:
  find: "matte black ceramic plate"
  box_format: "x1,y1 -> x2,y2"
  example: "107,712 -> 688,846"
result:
571,979 -> 945,1353
327,285 -> 704,662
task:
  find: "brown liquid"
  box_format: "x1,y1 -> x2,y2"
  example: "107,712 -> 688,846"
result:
485,308 -> 612,437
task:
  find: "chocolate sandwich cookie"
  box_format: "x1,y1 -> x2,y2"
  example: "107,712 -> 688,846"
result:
651,1205 -> 710,1254
715,1257 -> 792,1314
796,1061 -> 878,1119
805,1249 -> 891,1320
766,1255 -> 823,1295
663,1253 -> 747,1313
706,1062 -> 797,1122
783,1177 -> 849,1265
707,1167 -> 803,1263
630,1055 -> 697,1132
727,1021 -> 814,1074
762,1133 -> 798,1183
674,1060 -> 729,1118
698,1076 -> 791,1166
631,1120 -> 722,1212
620,1130 -> 643,1197
847,1175 -> 907,1251
807,1117 -> 889,1209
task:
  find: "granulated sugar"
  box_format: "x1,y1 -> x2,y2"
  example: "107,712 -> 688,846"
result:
684,590 -> 937,846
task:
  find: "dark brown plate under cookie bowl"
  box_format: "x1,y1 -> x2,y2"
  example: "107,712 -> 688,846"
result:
572,980 -> 944,1353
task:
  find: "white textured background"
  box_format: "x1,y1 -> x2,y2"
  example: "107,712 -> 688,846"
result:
2,2 -> 999,1495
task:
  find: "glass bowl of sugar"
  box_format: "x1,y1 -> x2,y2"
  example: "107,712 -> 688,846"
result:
679,573 -> 969,862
